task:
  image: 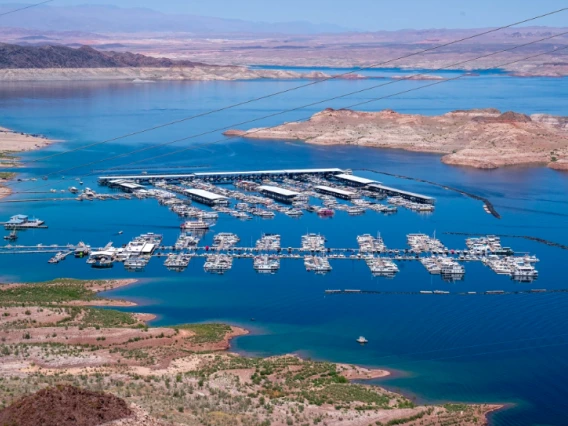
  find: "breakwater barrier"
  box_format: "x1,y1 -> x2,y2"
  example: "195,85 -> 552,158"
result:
324,288 -> 561,296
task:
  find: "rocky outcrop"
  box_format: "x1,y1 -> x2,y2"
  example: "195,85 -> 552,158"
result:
0,385 -> 132,426
0,43 -> 200,69
225,108 -> 568,170
472,111 -> 532,124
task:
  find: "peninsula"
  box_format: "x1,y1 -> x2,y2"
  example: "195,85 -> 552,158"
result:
225,108 -> 568,170
0,125 -> 57,199
0,278 -> 501,425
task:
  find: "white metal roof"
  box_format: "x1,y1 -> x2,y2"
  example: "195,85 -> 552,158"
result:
314,185 -> 355,197
120,182 -> 145,190
184,188 -> 228,201
335,174 -> 377,185
193,168 -> 343,177
258,185 -> 300,197
141,243 -> 155,254
367,184 -> 435,200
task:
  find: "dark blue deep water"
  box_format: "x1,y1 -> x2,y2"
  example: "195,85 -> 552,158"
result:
1,69 -> 567,425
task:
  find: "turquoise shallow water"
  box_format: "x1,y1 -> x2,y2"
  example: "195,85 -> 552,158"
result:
1,69 -> 568,425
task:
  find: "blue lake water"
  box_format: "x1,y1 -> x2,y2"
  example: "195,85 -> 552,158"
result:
1,69 -> 567,425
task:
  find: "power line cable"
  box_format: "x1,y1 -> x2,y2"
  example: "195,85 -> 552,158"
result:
6,41 -> 566,197
7,30 -> 567,192
94,45 -> 568,173
0,0 -> 53,18
15,6 -> 568,169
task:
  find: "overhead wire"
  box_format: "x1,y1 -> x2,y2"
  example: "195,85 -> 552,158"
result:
7,39 -> 566,196
0,0 -> 53,18
8,5 -> 568,170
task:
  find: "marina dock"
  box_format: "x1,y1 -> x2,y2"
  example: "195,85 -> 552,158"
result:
98,168 -> 435,206
0,232 -> 539,281
99,168 -> 345,185
3,169 -> 542,281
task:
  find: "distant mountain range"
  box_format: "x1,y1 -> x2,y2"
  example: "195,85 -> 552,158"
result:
0,4 -> 349,34
0,43 -> 199,68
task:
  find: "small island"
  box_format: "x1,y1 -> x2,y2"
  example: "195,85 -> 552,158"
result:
0,278 -> 501,425
225,108 -> 568,170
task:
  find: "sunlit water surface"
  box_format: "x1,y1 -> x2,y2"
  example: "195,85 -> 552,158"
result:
1,68 -> 567,425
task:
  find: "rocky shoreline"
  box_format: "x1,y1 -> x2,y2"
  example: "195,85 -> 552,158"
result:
0,278 -> 502,425
0,66 -> 357,82
225,108 -> 568,170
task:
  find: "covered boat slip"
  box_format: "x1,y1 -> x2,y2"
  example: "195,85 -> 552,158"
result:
98,168 -> 434,204
367,184 -> 435,205
258,185 -> 300,203
334,173 -> 378,187
314,185 -> 356,200
182,188 -> 229,206
105,179 -> 146,192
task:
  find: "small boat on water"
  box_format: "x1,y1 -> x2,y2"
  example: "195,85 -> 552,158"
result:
4,215 -> 45,230
3,229 -> 17,241
74,242 -> 91,257
356,336 -> 368,344
181,220 -> 210,230
317,208 -> 334,217
48,251 -> 67,264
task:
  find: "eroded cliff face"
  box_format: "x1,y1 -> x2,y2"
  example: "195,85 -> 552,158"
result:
225,108 -> 568,170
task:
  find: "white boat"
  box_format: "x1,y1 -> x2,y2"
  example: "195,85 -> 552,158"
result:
441,262 -> 465,275
74,242 -> 91,257
164,253 -> 192,270
347,206 -> 365,215
286,209 -> 304,217
199,211 -> 219,220
254,255 -> 280,273
204,254 -> 233,274
356,336 -> 368,344
124,256 -> 149,270
512,262 -> 538,278
304,255 -> 332,273
181,220 -> 210,230
233,211 -> 252,220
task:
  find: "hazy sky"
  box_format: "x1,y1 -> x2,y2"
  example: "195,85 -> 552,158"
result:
20,0 -> 567,31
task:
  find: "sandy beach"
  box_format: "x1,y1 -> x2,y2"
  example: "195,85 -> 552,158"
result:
0,126 -> 54,152
0,125 -> 58,199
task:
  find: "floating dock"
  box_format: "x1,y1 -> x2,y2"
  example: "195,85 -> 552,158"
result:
314,185 -> 356,200
98,168 -> 345,185
367,184 -> 435,205
334,173 -> 378,187
97,167 -> 436,206
258,185 -> 300,204
182,188 -> 229,206
0,232 -> 540,282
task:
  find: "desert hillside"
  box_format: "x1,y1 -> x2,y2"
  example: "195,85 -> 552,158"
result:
225,108 -> 568,170
0,43 -> 202,68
